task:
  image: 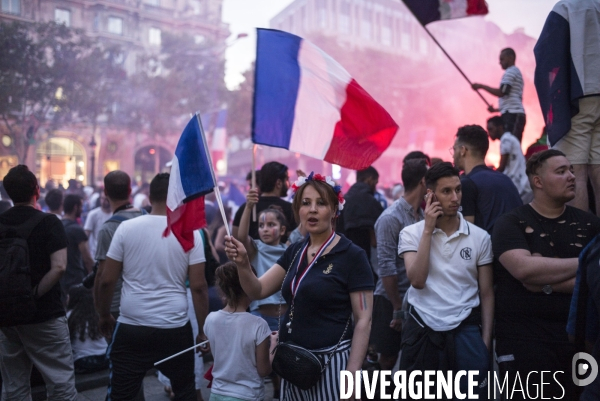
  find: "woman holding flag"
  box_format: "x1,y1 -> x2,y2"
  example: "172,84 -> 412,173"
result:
225,172 -> 373,400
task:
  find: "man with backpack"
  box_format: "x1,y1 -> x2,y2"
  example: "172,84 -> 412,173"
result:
0,165 -> 77,400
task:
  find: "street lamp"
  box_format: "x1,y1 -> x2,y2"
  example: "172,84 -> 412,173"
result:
89,136 -> 97,187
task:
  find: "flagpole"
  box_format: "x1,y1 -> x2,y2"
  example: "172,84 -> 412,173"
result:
251,144 -> 257,222
195,113 -> 231,237
418,24 -> 492,108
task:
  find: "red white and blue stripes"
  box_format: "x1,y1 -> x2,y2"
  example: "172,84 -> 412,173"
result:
252,29 -> 398,170
402,0 -> 489,25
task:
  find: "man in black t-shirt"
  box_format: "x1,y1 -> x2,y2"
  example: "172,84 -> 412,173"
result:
492,150 -> 600,400
452,124 -> 522,234
61,194 -> 94,301
232,161 -> 296,242
0,165 -> 76,400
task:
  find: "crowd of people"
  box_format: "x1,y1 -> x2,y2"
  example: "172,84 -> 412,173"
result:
1,1 -> 600,399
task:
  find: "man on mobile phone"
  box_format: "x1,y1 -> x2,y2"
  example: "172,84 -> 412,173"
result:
398,162 -> 494,399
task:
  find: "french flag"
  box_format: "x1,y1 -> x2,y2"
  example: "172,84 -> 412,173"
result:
402,0 -> 489,25
252,29 -> 398,171
165,115 -> 215,252
534,0 -> 600,146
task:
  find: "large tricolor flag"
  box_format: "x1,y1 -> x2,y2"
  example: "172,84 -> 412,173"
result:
252,29 -> 398,171
402,0 -> 488,26
534,0 -> 600,147
165,115 -> 216,252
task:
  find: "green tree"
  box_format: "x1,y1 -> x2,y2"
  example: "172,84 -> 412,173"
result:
226,65 -> 254,139
119,32 -> 228,137
0,21 -> 126,163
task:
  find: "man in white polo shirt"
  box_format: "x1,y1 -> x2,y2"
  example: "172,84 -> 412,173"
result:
95,173 -> 208,401
398,162 -> 494,399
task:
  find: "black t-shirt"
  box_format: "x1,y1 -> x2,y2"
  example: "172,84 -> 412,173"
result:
276,234 -> 374,349
61,219 -> 88,295
232,196 -> 297,241
0,206 -> 68,323
460,165 -> 522,234
492,204 -> 600,342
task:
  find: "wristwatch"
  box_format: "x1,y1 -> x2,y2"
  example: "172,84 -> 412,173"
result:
542,285 -> 553,295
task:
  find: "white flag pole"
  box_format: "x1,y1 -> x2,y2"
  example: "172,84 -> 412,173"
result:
154,340 -> 209,366
196,113 -> 231,237
251,144 -> 257,222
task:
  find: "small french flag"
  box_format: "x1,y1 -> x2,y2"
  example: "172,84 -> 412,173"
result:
402,0 -> 489,26
165,115 -> 215,252
252,29 -> 398,170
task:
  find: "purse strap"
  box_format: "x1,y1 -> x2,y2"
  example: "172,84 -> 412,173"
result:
275,241 -> 352,373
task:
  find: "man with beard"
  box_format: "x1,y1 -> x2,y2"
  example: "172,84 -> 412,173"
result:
492,149 -> 600,400
232,161 -> 296,242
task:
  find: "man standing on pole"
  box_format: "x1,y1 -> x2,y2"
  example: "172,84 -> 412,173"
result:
472,48 -> 526,142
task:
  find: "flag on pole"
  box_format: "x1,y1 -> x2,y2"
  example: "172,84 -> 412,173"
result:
534,0 -> 600,147
402,0 -> 488,26
252,29 -> 398,171
165,115 -> 216,252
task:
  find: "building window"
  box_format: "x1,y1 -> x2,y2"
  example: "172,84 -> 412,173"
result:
381,16 -> 392,46
361,10 -> 372,40
317,0 -> 327,29
401,16 -> 411,51
190,0 -> 201,15
149,27 -> 161,46
339,1 -> 350,34
55,8 -> 71,27
1,0 -> 20,15
108,17 -> 123,35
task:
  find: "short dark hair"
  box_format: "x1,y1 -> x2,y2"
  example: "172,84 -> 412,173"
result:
246,170 -> 261,188
501,47 -> 516,58
259,161 -> 288,193
425,162 -> 460,189
0,200 -> 10,214
3,165 -> 38,203
402,159 -> 428,192
403,151 -> 431,166
45,189 -> 64,211
487,116 -> 504,130
63,194 -> 82,214
526,149 -> 566,177
356,166 -> 379,182
104,171 -> 131,201
149,173 -> 169,203
456,125 -> 489,157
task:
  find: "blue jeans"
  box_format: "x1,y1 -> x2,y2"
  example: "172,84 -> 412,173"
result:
454,325 -> 490,400
250,310 -> 283,332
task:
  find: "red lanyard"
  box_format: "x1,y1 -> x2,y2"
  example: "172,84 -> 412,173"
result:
290,231 -> 336,298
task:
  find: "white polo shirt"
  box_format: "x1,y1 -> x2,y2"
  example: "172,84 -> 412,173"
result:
399,213 -> 493,331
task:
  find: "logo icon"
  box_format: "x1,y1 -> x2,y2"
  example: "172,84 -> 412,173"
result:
572,352 -> 599,386
460,247 -> 472,260
323,264 -> 333,274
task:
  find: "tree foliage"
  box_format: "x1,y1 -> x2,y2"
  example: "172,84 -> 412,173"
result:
117,32 -> 228,136
0,21 -> 126,163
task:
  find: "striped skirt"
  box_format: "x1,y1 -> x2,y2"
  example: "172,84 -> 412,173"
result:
280,339 -> 352,401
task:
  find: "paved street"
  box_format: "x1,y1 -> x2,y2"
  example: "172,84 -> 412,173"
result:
77,363 -> 276,401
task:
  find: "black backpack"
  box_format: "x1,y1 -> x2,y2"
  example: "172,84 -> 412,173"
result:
0,212 -> 48,327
